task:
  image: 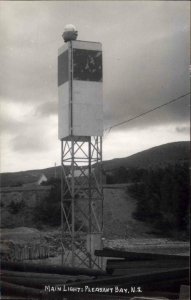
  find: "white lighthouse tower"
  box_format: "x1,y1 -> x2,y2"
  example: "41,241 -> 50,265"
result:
58,25 -> 104,269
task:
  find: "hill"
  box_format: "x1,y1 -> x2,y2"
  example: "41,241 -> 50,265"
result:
103,141 -> 189,171
0,167 -> 61,188
0,141 -> 189,187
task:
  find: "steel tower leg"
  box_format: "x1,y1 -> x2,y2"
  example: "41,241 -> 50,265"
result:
61,136 -> 103,269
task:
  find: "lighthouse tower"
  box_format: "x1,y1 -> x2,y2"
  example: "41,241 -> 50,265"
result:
58,25 -> 103,269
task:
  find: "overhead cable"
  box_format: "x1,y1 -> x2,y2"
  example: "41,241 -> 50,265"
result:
104,92 -> 190,134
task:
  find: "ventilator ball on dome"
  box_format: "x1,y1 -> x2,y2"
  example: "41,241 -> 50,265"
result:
62,24 -> 78,42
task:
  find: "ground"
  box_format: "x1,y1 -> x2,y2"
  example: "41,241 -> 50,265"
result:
0,186 -> 189,265
103,185 -> 156,238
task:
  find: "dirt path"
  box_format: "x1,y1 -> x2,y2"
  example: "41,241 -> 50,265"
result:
103,187 -> 154,238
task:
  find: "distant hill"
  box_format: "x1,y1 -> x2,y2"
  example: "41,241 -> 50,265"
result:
0,167 -> 62,188
0,141 -> 189,187
103,141 -> 189,171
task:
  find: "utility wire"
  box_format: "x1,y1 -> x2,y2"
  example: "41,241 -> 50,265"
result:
104,92 -> 190,134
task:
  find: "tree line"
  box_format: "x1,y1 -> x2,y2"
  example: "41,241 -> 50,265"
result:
127,164 -> 189,238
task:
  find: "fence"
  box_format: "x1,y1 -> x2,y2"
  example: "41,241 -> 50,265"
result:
12,244 -> 52,261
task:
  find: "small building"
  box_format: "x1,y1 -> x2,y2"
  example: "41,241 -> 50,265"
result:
37,174 -> 48,185
22,174 -> 48,187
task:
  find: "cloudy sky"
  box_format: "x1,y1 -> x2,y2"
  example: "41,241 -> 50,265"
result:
0,1 -> 190,173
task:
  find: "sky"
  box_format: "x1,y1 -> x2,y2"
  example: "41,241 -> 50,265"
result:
0,1 -> 190,173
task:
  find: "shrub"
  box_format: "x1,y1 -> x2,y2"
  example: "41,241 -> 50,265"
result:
8,200 -> 25,214
33,178 -> 72,227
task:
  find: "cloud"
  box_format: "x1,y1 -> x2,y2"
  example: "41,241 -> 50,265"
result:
104,94 -> 190,132
12,134 -> 47,152
0,1 -> 190,172
176,126 -> 190,134
10,118 -> 58,153
103,29 -> 190,130
0,100 -> 35,135
103,124 -> 190,161
0,114 -> 24,134
36,101 -> 57,117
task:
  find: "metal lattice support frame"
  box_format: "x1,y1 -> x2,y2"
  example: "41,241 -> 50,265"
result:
61,136 -> 103,269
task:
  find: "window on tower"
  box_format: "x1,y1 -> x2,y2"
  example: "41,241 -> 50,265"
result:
73,49 -> 102,82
